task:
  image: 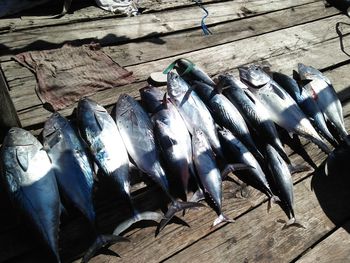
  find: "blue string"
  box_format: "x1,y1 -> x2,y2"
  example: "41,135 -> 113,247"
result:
193,0 -> 212,35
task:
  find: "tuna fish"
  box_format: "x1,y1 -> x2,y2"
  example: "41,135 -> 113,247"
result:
218,128 -> 279,207
239,65 -> 331,154
114,94 -> 204,233
43,112 -> 128,263
298,63 -> 348,143
77,98 -> 162,238
193,80 -> 263,162
265,144 -> 305,229
272,72 -> 337,147
218,74 -> 290,164
167,71 -> 224,159
1,127 -> 61,262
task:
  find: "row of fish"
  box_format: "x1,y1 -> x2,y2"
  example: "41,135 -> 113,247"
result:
1,59 -> 347,262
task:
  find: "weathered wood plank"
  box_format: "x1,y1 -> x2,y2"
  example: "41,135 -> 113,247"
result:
165,159 -> 350,263
2,0 -> 338,114
296,221 -> 350,263
0,0 -> 319,59
7,13 -> 350,128
0,65 -> 21,141
0,0 -> 230,36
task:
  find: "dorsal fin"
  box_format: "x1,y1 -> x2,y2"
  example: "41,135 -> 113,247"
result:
162,92 -> 168,109
94,112 -> 104,131
16,149 -> 29,172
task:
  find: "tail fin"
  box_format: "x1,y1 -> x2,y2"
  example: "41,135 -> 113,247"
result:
81,234 -> 129,263
157,201 -> 206,233
212,213 -> 235,227
113,211 -> 163,236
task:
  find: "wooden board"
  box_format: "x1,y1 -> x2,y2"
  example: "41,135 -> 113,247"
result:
296,221 -> 350,263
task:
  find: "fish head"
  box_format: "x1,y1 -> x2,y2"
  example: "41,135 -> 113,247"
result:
239,65 -> 270,88
176,58 -> 215,86
167,71 -> 188,99
298,63 -> 331,84
139,85 -> 165,113
3,127 -> 37,147
42,113 -> 67,139
78,97 -> 107,115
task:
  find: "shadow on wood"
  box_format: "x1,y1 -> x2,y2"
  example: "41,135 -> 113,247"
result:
311,141 -> 350,231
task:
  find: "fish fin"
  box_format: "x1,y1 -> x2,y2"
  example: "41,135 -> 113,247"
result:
16,149 -> 29,172
279,218 -> 306,230
157,201 -> 206,233
162,93 -> 168,109
222,163 -> 254,178
271,84 -> 286,100
180,86 -> 194,107
267,195 -> 280,213
212,213 -> 235,228
81,234 -> 129,263
292,70 -> 301,81
94,112 -> 104,131
60,202 -> 68,217
243,90 -> 256,104
288,163 -> 312,174
190,189 -> 205,203
113,211 -> 163,236
299,79 -> 313,87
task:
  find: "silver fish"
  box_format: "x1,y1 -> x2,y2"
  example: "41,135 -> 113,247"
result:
265,144 -> 304,229
218,74 -> 290,164
114,94 -> 203,233
298,63 -> 348,142
77,98 -> 162,238
273,72 -> 336,147
193,80 -> 263,162
167,71 -> 224,159
239,65 -> 331,154
1,127 -> 61,262
218,128 -> 279,205
43,112 -> 128,263
192,128 -> 234,227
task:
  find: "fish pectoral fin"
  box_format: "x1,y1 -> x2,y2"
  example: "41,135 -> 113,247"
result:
94,112 -> 104,131
267,195 -> 281,213
81,234 -> 129,263
113,211 -> 163,236
298,79 -> 313,88
16,149 -> 29,172
288,163 -> 312,174
212,214 -> 235,228
271,84 -> 286,100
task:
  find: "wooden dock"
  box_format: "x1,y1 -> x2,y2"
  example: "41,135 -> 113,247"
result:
1,0 -> 350,262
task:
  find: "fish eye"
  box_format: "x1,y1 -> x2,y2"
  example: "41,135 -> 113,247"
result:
9,129 -> 15,133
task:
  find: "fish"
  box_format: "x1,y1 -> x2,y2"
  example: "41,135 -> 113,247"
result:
218,128 -> 279,206
139,85 -> 166,114
1,127 -> 61,262
265,144 -> 305,229
192,128 -> 250,226
167,71 -> 224,159
298,63 -> 348,143
218,74 -> 290,164
193,80 -> 263,162
174,58 -> 215,86
273,72 -> 337,147
43,112 -> 128,263
141,85 -> 204,202
77,98 -> 162,238
239,65 -> 331,154
114,94 -> 204,233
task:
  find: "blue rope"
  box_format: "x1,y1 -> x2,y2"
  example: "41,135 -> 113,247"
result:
193,0 -> 212,35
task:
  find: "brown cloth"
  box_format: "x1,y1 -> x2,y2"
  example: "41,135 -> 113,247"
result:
15,43 -> 135,111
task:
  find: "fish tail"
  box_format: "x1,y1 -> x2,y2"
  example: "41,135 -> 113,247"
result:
310,136 -> 332,154
157,200 -> 206,233
113,211 -> 164,236
81,234 -> 129,263
212,213 -> 235,227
